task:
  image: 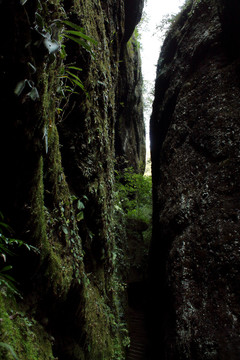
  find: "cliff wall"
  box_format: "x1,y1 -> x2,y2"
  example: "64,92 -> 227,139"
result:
150,0 -> 240,358
115,37 -> 145,172
0,0 -> 145,359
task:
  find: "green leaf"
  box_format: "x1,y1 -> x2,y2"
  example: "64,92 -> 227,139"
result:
20,0 -> 28,5
0,343 -> 19,360
70,195 -> 78,202
14,80 -> 26,96
63,34 -> 86,46
0,222 -> 12,231
63,35 -> 95,56
62,20 -> 85,32
64,87 -> 79,95
66,72 -> 85,90
67,66 -> 83,71
1,265 -> 13,273
68,78 -> 84,90
77,200 -> 85,210
1,273 -> 16,282
66,71 -> 82,81
77,211 -> 84,222
27,87 -> 39,101
0,277 -> 20,297
60,45 -> 67,59
66,71 -> 84,90
62,226 -> 68,235
72,80 -> 85,90
64,30 -> 98,44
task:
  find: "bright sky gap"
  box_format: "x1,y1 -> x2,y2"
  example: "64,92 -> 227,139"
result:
139,0 -> 186,156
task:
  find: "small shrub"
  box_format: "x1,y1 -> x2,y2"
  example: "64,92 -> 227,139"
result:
115,167 -> 152,224
0,212 -> 39,296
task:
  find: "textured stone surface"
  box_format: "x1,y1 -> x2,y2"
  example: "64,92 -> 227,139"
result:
150,0 -> 240,358
115,37 -> 146,172
0,0 -> 145,359
123,0 -> 144,42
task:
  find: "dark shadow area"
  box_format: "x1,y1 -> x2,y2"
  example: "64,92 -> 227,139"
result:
127,281 -> 149,360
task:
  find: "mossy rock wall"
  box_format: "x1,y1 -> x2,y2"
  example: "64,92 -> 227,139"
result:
0,0 -> 145,359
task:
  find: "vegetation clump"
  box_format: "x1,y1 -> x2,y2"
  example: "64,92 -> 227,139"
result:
115,167 -> 152,246
0,213 -> 39,297
0,294 -> 55,360
0,0 -> 147,359
115,167 -> 152,223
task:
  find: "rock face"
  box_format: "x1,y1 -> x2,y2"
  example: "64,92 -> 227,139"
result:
0,0 -> 145,359
115,38 -> 145,172
123,0 -> 144,42
150,0 -> 240,359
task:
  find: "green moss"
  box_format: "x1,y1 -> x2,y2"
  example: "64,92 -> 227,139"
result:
44,241 -> 73,298
45,124 -> 70,207
0,293 -> 54,360
0,1 -> 145,359
82,282 -> 125,360
26,155 -> 47,250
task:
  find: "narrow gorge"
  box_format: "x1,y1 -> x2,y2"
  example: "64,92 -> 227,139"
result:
0,0 -> 240,359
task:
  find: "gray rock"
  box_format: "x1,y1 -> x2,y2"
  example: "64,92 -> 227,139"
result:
150,0 -> 240,358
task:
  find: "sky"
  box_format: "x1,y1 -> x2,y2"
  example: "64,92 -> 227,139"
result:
141,0 -> 185,83
139,0 -> 186,154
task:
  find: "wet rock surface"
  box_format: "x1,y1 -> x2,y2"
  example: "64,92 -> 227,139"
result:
0,0 -> 145,359
150,0 -> 240,358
